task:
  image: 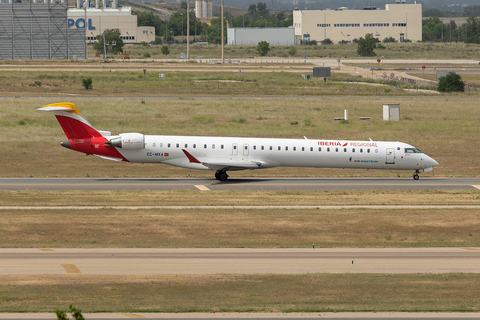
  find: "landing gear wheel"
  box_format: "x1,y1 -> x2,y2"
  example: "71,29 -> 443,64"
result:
215,170 -> 228,181
413,174 -> 419,180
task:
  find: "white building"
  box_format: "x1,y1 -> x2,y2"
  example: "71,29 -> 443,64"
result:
68,6 -> 155,44
227,28 -> 295,46
293,2 -> 422,44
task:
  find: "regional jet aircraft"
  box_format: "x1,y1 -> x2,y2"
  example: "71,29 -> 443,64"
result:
38,103 -> 439,181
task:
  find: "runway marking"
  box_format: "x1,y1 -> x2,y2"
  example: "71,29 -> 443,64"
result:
194,185 -> 210,191
473,185 -> 480,190
61,264 -> 81,273
39,249 -> 54,252
123,314 -> 145,318
463,248 -> 480,251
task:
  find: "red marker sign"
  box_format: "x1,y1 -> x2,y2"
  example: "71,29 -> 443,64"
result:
422,65 -> 426,70
377,59 -> 381,63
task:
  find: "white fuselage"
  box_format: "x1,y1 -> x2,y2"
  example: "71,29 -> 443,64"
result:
115,135 -> 438,172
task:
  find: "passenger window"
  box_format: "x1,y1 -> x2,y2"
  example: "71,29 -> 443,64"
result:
212,144 -> 215,149
204,144 -> 207,149
245,146 -> 247,150
184,144 -> 188,148
168,143 -> 171,148
335,148 -> 338,152
253,145 -> 256,150
375,149 -> 378,153
360,149 -> 363,153
278,146 -> 281,151
270,146 -> 272,151
153,143 -> 156,147
344,148 -> 347,152
176,143 -> 179,148
261,146 -> 264,150
352,148 -> 355,153
327,148 -> 330,152
233,145 -> 237,150
302,147 -> 305,151
221,145 -> 224,149
318,147 -> 321,152
367,149 -> 370,153
160,143 -> 163,147
310,147 -> 313,151
293,147 -> 296,151
285,146 -> 289,151
193,144 -> 196,148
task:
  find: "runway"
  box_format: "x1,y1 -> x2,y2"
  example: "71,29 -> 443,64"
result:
2,248 -> 479,275
0,177 -> 479,191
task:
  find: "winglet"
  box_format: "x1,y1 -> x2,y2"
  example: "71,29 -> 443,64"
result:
182,149 -> 201,163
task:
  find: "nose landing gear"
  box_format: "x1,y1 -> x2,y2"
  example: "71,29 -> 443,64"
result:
413,170 -> 420,180
215,170 -> 228,181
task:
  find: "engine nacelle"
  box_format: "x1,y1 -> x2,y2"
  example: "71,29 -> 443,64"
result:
106,133 -> 145,150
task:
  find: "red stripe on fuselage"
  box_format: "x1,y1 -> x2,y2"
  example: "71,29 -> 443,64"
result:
70,136 -> 129,162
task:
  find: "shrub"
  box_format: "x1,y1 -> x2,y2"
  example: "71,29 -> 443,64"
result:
321,38 -> 333,45
288,46 -> 297,56
82,77 -> 93,90
161,45 -> 170,55
143,52 -> 151,58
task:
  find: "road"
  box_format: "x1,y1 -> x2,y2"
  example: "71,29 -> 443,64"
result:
2,248 -> 479,275
0,177 -> 478,191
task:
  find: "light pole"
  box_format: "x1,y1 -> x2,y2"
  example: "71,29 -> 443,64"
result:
181,13 -> 184,43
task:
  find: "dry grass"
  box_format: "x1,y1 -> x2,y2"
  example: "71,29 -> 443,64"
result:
0,96 -> 479,178
1,206 -> 479,248
1,273 -> 480,312
1,190 -> 479,206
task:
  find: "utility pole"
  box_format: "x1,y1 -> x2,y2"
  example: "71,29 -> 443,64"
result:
221,0 -> 224,61
187,0 -> 190,59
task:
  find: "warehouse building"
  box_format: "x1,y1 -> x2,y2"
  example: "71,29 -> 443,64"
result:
227,27 -> 295,46
0,1 -> 85,59
293,1 -> 422,44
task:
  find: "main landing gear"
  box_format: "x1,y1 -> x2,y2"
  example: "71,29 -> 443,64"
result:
215,170 -> 228,181
413,170 -> 420,180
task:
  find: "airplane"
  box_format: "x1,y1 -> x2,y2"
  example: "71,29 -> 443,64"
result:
38,102 -> 439,181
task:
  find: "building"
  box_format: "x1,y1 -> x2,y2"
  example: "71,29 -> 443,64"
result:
293,1 -> 422,44
67,5 -> 155,44
0,1 -> 85,59
227,27 -> 295,46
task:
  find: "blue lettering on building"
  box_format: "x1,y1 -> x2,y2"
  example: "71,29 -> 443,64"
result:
67,18 -> 96,30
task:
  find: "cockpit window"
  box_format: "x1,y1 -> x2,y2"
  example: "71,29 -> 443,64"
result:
405,148 -> 422,153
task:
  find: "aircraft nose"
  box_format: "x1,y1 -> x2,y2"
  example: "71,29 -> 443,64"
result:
429,156 -> 439,167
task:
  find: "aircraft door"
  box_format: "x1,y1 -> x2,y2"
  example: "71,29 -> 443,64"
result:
232,143 -> 238,156
386,148 -> 395,164
243,144 -> 249,156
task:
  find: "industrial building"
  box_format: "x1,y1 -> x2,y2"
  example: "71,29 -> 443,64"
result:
293,1 -> 422,44
67,1 -> 155,44
227,27 -> 295,46
0,1 -> 85,59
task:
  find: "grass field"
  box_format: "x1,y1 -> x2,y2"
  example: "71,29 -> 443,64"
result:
0,69 -> 440,96
2,273 -> 480,312
88,42 -> 480,60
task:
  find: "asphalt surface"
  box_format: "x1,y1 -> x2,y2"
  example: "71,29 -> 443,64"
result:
1,313 -> 480,320
2,248 -> 479,274
0,177 -> 479,191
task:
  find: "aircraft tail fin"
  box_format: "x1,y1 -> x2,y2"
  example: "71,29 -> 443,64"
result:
37,103 -> 110,139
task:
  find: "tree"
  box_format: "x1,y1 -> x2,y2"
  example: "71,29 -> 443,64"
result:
94,29 -> 124,54
256,41 -> 270,56
437,72 -> 465,92
134,10 -> 164,37
357,33 -> 377,57
161,45 -> 170,55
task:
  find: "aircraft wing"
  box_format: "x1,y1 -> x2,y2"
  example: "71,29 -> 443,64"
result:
182,149 -> 267,171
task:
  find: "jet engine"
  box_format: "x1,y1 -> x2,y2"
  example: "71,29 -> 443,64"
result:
105,133 -> 145,150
